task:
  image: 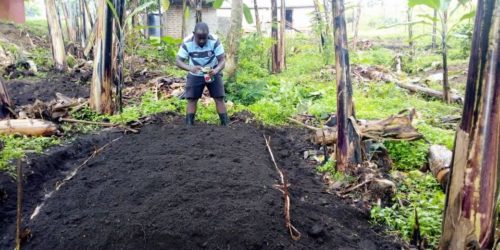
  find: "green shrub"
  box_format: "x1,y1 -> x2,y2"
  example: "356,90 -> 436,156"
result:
371,170 -> 444,247
385,140 -> 428,171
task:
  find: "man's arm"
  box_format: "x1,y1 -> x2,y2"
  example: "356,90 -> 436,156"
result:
176,56 -> 202,74
210,55 -> 225,76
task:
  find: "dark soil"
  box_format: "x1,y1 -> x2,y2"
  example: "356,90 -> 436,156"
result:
5,74 -> 90,106
0,117 -> 402,249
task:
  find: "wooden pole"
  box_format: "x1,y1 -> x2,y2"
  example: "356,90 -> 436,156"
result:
15,159 -> 22,250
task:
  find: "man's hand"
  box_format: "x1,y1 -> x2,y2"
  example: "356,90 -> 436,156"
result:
190,66 -> 203,74
208,69 -> 218,76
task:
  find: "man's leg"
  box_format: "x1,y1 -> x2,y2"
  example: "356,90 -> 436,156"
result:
186,98 -> 198,125
214,97 -> 228,125
207,74 -> 229,126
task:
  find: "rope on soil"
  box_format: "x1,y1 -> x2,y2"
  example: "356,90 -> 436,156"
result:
263,135 -> 301,241
55,136 -> 123,191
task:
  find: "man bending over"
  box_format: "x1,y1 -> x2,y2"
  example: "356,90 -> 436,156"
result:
176,22 -> 228,126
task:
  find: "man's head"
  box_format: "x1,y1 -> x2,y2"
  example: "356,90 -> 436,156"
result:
193,22 -> 209,47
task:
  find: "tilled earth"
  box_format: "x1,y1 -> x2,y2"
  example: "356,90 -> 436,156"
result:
5,74 -> 90,106
1,117 -> 402,249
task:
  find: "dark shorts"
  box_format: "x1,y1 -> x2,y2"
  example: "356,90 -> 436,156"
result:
183,73 -> 225,99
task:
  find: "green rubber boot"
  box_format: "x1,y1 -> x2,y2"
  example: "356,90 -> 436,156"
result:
219,113 -> 229,126
185,113 -> 195,126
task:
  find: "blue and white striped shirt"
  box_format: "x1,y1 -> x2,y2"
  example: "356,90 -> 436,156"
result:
177,34 -> 225,76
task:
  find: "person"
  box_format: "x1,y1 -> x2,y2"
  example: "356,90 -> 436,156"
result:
176,22 -> 228,126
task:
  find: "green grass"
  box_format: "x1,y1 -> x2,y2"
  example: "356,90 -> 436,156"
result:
0,135 -> 60,174
371,170 -> 445,247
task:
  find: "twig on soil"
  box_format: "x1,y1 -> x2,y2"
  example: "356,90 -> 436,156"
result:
263,135 -> 301,241
59,118 -> 139,133
55,137 -> 123,191
16,159 -> 23,250
338,179 -> 372,196
287,118 -> 318,131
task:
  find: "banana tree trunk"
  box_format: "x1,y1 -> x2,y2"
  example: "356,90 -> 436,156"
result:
225,0 -> 243,80
115,0 -> 125,113
441,11 -> 451,104
352,3 -> 361,51
271,0 -> 280,73
432,9 -> 437,50
195,0 -> 202,23
440,1 -> 500,249
83,0 -> 94,27
279,0 -> 286,70
62,3 -> 76,42
408,8 -> 414,59
79,0 -> 87,45
333,0 -> 362,172
55,1 -> 66,42
90,0 -> 115,115
181,0 -> 187,38
253,0 -> 262,36
157,0 -> 163,37
312,0 -> 325,52
0,78 -> 13,119
45,0 -> 66,72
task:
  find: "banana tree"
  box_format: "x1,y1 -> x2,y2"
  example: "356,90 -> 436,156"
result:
90,0 -> 154,114
408,0 -> 474,104
440,0 -> 499,248
45,0 -> 66,72
210,0 -> 254,80
333,0 -> 363,172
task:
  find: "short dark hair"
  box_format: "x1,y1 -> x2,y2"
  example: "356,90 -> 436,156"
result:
193,22 -> 209,34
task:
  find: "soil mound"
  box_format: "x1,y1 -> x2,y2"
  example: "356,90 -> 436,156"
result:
6,75 -> 89,106
1,118 -> 401,249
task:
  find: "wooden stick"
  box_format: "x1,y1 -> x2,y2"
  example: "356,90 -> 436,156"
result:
16,159 -> 23,250
263,135 -> 301,241
287,118 -> 319,131
56,136 -> 123,191
60,118 -> 115,127
60,118 -> 139,133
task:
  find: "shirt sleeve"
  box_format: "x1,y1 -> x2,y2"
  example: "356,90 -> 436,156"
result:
214,40 -> 224,57
177,43 -> 189,59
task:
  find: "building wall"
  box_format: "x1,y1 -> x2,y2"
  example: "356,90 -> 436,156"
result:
162,5 -> 315,39
0,0 -> 25,24
163,7 -> 222,39
217,7 -> 315,35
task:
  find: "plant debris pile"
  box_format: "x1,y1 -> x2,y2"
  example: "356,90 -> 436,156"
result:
1,118 -> 401,249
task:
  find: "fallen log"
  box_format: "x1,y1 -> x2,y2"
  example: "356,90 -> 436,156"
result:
428,145 -> 451,191
0,119 -> 58,136
394,81 -> 463,104
353,65 -> 463,103
313,110 -> 422,145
